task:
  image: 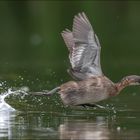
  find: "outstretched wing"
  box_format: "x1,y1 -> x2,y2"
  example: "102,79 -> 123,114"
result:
61,12 -> 103,80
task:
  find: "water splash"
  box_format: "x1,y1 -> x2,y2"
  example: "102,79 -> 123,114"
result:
0,87 -> 29,138
0,89 -> 17,138
0,89 -> 15,111
0,87 -> 29,111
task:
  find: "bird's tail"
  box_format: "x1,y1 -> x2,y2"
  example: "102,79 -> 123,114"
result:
29,87 -> 60,96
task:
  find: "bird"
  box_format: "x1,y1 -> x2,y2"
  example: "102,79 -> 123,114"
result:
34,12 -> 140,108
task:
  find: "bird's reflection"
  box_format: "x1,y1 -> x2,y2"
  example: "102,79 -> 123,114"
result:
0,90 -> 16,138
59,116 -> 110,140
0,110 -> 16,138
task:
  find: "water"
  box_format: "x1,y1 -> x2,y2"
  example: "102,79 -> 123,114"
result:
0,89 -> 140,139
0,89 -> 15,111
0,90 -> 15,138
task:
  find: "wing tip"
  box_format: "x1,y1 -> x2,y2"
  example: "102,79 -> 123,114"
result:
61,28 -> 74,52
74,12 -> 88,21
61,28 -> 72,35
73,12 -> 92,31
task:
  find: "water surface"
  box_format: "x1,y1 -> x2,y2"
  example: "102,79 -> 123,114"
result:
0,89 -> 140,139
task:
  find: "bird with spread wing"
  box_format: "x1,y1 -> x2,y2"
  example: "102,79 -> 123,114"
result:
32,12 -> 140,108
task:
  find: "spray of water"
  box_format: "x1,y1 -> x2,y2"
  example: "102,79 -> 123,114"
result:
0,89 -> 16,111
0,87 -> 29,111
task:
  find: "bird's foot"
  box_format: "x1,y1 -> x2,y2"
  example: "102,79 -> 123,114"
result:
79,103 -> 105,109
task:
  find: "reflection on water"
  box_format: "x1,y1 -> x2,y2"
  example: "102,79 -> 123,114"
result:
0,89 -> 19,138
0,111 -> 58,139
0,110 -> 111,139
0,89 -> 140,139
0,110 -> 140,139
59,117 -> 110,140
0,110 -> 16,138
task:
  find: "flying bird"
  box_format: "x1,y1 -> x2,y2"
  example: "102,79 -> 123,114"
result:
34,12 -> 140,108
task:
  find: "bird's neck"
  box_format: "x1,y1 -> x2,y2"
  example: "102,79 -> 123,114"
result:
115,78 -> 130,92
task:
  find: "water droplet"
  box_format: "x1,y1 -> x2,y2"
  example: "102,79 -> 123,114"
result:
117,126 -> 121,131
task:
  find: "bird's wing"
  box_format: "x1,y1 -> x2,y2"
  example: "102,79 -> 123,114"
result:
61,12 -> 103,80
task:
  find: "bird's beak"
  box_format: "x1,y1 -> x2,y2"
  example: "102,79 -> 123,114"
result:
137,78 -> 140,83
135,76 -> 140,85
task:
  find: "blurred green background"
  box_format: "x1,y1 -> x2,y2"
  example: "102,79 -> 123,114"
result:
0,1 -> 140,100
1,2 -> 140,139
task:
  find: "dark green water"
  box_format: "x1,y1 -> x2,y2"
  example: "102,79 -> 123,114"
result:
0,1 -> 140,139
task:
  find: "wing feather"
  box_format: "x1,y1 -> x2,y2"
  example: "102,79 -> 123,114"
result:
61,12 -> 103,80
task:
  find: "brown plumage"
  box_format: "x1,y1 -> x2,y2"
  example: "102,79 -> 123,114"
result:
59,76 -> 117,106
34,12 -> 140,107
59,75 -> 140,106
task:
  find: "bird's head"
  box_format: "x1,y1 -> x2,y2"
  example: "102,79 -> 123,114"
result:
121,75 -> 140,86
116,75 -> 140,92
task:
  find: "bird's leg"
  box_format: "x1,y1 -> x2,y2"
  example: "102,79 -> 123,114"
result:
78,103 -> 96,108
93,104 -> 106,109
81,104 -> 89,108
78,103 -> 106,109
